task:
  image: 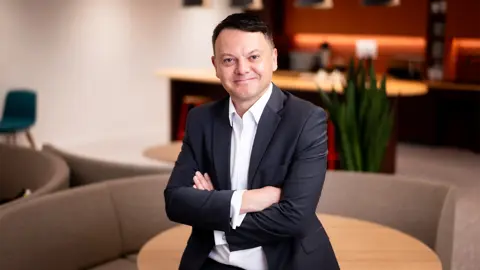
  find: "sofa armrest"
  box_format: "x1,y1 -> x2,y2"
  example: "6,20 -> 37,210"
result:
42,144 -> 171,186
442,187 -> 480,270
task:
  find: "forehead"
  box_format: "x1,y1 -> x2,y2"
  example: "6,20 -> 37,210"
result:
214,29 -> 270,54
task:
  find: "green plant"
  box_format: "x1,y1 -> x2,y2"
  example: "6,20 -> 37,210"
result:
317,58 -> 394,172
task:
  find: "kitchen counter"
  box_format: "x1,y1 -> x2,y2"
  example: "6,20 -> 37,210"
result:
157,68 -> 429,96
156,68 -> 480,163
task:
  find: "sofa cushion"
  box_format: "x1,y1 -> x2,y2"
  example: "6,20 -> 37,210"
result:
317,171 -> 451,249
0,183 -> 122,270
435,188 -> 456,270
88,259 -> 136,270
0,145 -> 54,197
0,144 -> 69,210
106,174 -> 176,255
449,186 -> 480,270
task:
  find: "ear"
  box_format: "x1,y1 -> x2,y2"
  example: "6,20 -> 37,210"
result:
211,55 -> 219,78
272,48 -> 278,72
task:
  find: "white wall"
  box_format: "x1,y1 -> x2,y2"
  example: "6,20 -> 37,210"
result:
0,0 -> 240,147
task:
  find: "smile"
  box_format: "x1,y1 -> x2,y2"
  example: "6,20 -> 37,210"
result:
234,78 -> 256,83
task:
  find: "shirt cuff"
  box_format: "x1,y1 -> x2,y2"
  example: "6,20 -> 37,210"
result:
230,190 -> 247,229
213,230 -> 227,246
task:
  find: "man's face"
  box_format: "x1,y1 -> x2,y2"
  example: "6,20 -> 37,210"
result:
212,29 -> 277,104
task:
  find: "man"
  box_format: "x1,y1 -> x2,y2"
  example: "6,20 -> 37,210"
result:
164,13 -> 339,270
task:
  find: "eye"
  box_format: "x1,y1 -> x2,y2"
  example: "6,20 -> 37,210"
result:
250,55 -> 260,60
223,58 -> 234,64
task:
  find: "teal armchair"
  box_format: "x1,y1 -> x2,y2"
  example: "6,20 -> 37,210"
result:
0,89 -> 37,149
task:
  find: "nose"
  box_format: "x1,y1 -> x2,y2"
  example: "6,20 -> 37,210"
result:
235,58 -> 250,75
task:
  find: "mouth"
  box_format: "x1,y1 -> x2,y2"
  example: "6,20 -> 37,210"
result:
233,78 -> 256,83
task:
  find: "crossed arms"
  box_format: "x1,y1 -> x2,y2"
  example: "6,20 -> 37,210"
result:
164,107 -> 328,244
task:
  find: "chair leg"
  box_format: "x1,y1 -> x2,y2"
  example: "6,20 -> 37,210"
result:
25,130 -> 36,149
6,133 -> 16,145
12,133 -> 17,145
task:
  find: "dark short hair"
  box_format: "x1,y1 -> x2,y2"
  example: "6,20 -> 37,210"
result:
211,13 -> 274,53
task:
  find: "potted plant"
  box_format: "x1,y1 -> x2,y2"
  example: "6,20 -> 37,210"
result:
317,58 -> 394,172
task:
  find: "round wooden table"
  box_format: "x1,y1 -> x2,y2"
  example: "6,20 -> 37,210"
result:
143,141 -> 182,163
138,214 -> 441,270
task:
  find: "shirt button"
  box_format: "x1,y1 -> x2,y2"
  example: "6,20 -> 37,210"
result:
222,235 -> 226,240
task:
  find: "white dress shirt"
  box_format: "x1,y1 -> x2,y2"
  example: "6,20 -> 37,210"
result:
208,83 -> 273,270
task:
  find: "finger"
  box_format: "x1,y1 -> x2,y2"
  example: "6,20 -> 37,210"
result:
193,174 -> 206,190
204,173 -> 214,190
193,184 -> 197,189
195,171 -> 210,190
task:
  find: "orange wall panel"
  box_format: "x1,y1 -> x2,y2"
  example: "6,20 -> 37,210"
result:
292,34 -> 425,73
285,0 -> 429,37
445,0 -> 480,39
443,0 -> 480,81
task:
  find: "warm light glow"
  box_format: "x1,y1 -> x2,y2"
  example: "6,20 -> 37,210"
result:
450,38 -> 480,67
448,38 -> 480,80
450,40 -> 460,75
452,38 -> 480,49
292,33 -> 426,73
293,33 -> 425,49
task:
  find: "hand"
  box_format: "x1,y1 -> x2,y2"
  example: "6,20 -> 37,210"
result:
192,171 -> 214,191
240,186 -> 281,214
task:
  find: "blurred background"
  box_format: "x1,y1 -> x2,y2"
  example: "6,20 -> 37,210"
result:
0,1 -> 479,269
0,0 -> 478,156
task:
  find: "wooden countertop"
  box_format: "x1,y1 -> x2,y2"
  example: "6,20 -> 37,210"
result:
428,80 -> 480,92
157,68 -> 429,97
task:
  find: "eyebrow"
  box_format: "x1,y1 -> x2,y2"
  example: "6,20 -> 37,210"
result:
247,49 -> 261,55
219,50 -> 263,58
220,53 -> 235,58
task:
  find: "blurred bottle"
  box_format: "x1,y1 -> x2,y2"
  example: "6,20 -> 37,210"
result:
310,42 -> 331,72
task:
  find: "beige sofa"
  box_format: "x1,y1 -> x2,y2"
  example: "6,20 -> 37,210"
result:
42,144 -> 172,187
0,174 -> 175,270
0,144 -> 69,210
317,170 -> 479,270
1,161 -> 476,270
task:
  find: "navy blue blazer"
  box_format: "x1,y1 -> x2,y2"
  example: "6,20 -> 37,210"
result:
164,84 -> 339,270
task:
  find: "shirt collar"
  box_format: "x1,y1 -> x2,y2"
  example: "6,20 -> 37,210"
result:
228,82 -> 273,126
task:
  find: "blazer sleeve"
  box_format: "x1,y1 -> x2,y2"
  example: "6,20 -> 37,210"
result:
226,107 -> 328,245
164,109 -> 235,232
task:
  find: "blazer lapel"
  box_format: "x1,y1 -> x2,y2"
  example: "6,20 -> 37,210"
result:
247,84 -> 285,189
213,99 -> 232,190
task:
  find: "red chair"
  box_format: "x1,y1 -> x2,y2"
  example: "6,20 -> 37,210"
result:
176,95 -> 212,141
327,120 -> 339,170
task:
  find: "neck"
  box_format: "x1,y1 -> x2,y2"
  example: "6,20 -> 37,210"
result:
232,86 -> 268,118
232,99 -> 255,118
